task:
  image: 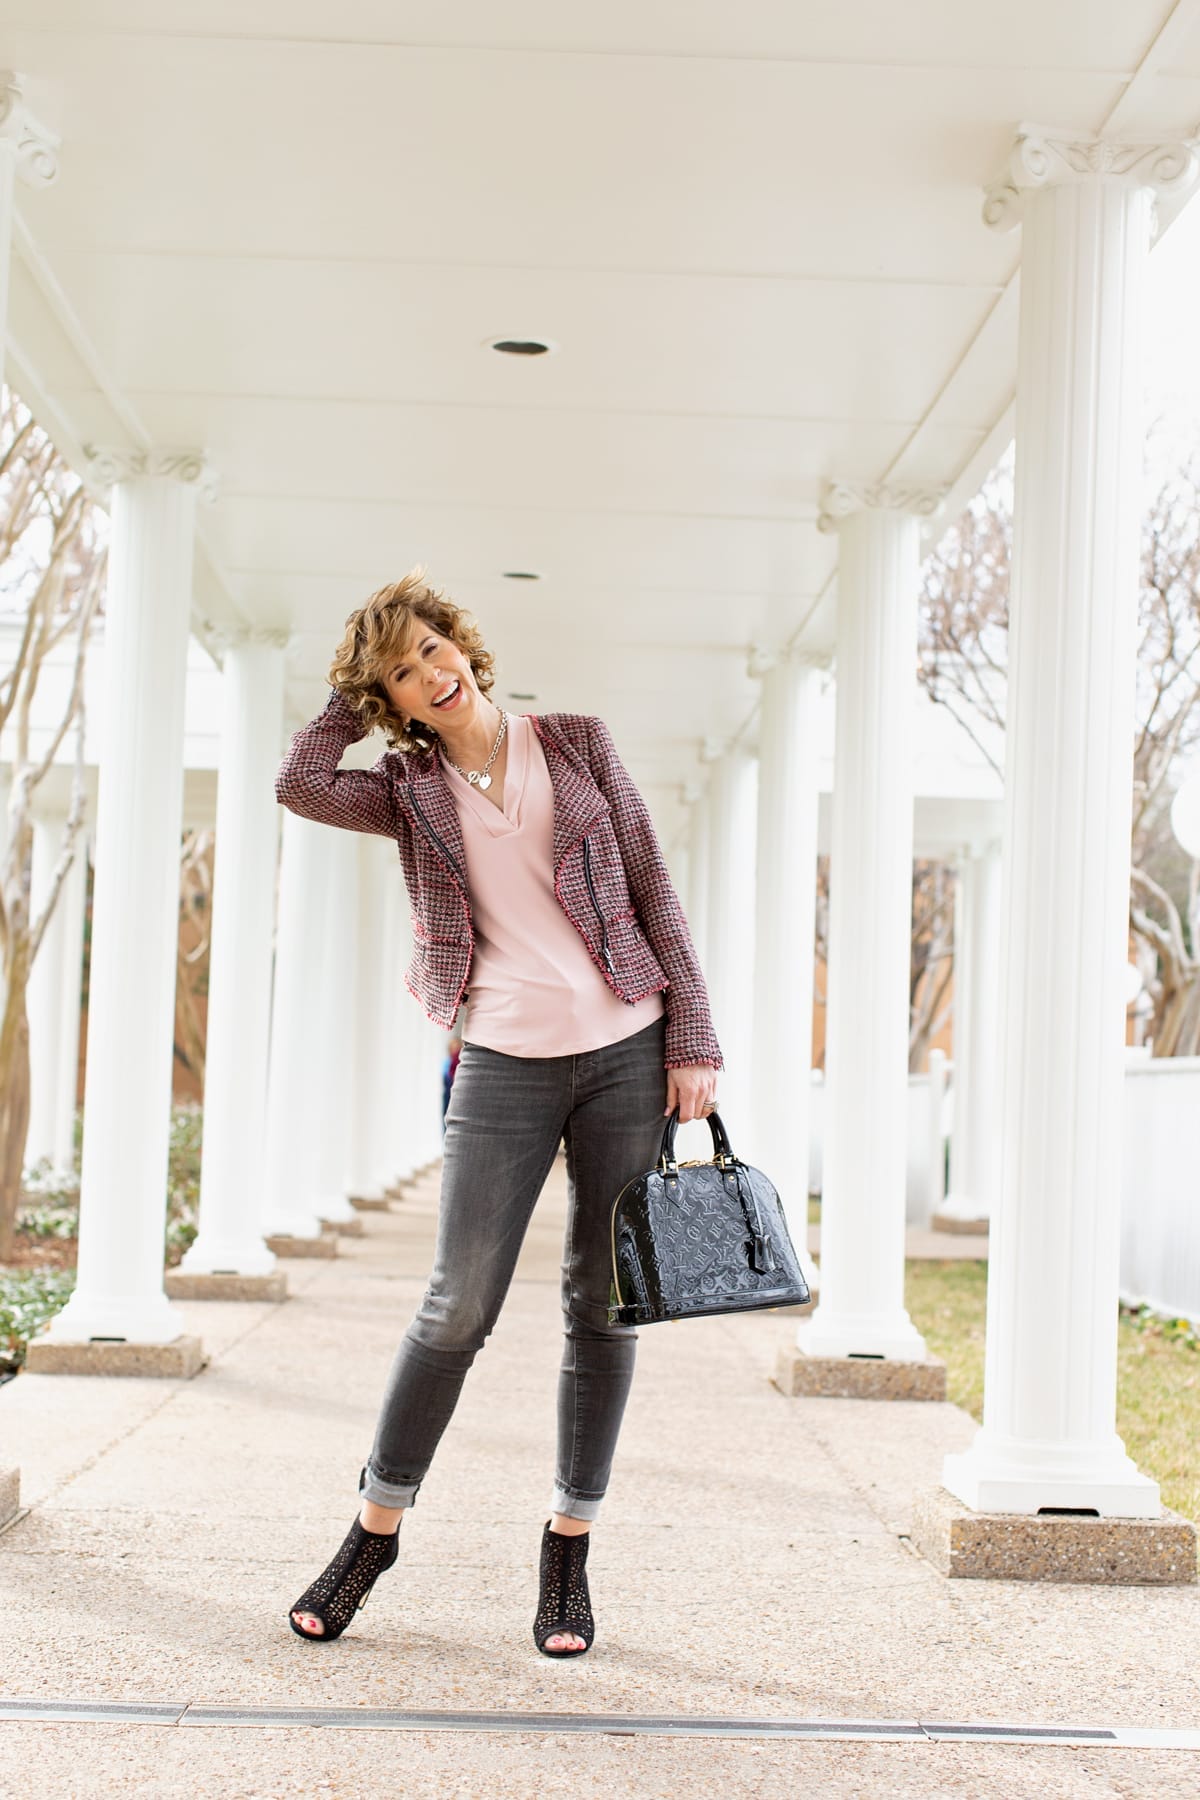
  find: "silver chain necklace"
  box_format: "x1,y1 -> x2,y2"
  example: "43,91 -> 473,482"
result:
441,709 -> 508,790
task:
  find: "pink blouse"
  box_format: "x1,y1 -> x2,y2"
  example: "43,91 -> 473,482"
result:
439,713 -> 665,1057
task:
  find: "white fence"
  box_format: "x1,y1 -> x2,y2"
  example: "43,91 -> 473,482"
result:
807,1062 -> 952,1226
1120,1053 -> 1200,1322
807,1051 -> 1200,1323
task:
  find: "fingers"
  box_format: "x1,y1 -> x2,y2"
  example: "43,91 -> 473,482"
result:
664,1066 -> 720,1125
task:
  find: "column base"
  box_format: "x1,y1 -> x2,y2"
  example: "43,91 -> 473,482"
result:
931,1209 -> 989,1236
911,1486 -> 1197,1584
386,1169 -> 428,1192
24,1335 -> 207,1378
265,1231 -> 339,1259
179,1237 -> 277,1277
774,1346 -> 947,1401
164,1271 -> 288,1303
39,1291 -> 189,1346
943,1438 -> 1162,1517
795,1305 -> 930,1362
0,1465 -> 19,1529
319,1214 -> 364,1237
349,1193 -> 393,1212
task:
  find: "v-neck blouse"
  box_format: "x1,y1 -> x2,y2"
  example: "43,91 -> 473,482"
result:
438,713 -> 665,1058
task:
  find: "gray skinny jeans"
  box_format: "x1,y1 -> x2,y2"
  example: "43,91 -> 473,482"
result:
361,1015 -> 668,1521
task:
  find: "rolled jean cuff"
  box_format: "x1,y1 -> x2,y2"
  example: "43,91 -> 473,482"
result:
550,1485 -> 603,1522
361,1467 -> 421,1510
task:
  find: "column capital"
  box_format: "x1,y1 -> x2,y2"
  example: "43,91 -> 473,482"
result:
983,124 -> 1199,232
205,623 -> 291,655
747,641 -> 825,680
85,445 -> 219,502
680,778 -> 705,807
0,73 -> 60,188
818,481 -> 945,534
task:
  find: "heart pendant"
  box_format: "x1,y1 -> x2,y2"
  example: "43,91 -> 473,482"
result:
477,773 -> 492,790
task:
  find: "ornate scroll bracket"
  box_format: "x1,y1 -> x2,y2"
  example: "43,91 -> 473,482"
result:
85,446 -> 219,503
0,72 -> 60,188
747,640 -> 825,680
202,623 -> 291,655
817,482 -> 946,534
983,125 -> 1200,232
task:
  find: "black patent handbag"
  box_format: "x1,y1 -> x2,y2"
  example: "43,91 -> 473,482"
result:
607,1108 -> 811,1326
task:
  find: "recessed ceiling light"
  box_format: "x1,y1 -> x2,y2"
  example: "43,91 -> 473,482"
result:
486,336 -> 558,356
502,570 -> 541,581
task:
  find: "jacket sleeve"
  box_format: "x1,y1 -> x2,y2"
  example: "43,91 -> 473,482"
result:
275,687 -> 398,838
585,716 -> 723,1071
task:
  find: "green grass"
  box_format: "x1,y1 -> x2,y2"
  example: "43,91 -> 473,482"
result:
905,1258 -> 1200,1523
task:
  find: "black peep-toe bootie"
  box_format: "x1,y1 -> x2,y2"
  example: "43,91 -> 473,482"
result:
533,1520 -> 595,1657
288,1469 -> 400,1643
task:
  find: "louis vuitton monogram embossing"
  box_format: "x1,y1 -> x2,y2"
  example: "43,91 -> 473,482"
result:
608,1109 -> 810,1326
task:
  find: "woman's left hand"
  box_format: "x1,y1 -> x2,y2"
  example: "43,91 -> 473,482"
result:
666,1064 -> 719,1125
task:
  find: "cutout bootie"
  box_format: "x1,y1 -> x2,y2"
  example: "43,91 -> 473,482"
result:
289,1469 -> 400,1643
532,1520 -> 595,1657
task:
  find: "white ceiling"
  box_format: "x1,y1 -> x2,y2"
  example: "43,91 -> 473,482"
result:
3,1 -> 1199,842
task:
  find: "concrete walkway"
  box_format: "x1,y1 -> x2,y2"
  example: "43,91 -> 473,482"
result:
0,1158 -> 1197,1799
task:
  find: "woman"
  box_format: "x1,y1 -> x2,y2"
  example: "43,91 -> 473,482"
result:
277,568 -> 721,1656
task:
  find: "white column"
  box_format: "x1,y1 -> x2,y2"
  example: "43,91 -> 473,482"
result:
44,450 -> 211,1346
684,779 -> 709,971
182,631 -> 287,1275
314,828 -> 358,1225
262,808 -> 334,1238
419,1012 -> 445,1168
703,742 -> 757,1133
378,860 -> 412,1185
382,893 -> 419,1184
749,651 -> 822,1275
944,130 -> 1197,1516
51,834 -> 87,1177
348,833 -> 394,1201
26,816 -> 86,1176
924,1047 -> 948,1226
940,842 -> 1002,1225
797,487 -> 940,1361
665,838 -> 690,915
26,815 -> 67,1169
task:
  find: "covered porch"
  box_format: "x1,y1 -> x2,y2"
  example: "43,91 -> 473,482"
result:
2,0 -> 1199,1628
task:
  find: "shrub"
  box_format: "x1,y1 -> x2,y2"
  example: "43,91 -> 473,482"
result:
0,1269 -> 77,1375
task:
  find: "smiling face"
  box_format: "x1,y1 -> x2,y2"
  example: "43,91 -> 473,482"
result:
381,621 -> 484,737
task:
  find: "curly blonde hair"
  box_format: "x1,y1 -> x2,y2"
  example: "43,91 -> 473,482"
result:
329,568 -> 496,752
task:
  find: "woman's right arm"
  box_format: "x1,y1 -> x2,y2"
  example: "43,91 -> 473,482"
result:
274,687 -> 398,837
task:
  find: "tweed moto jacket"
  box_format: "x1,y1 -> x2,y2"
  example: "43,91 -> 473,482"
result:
274,689 -> 723,1070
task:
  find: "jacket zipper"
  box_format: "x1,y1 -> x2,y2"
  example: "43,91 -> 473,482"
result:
581,835 -> 615,974
408,784 -> 466,889
407,782 -> 475,1018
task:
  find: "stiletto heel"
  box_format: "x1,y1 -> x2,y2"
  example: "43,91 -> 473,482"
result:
533,1520 -> 595,1657
289,1478 -> 402,1643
